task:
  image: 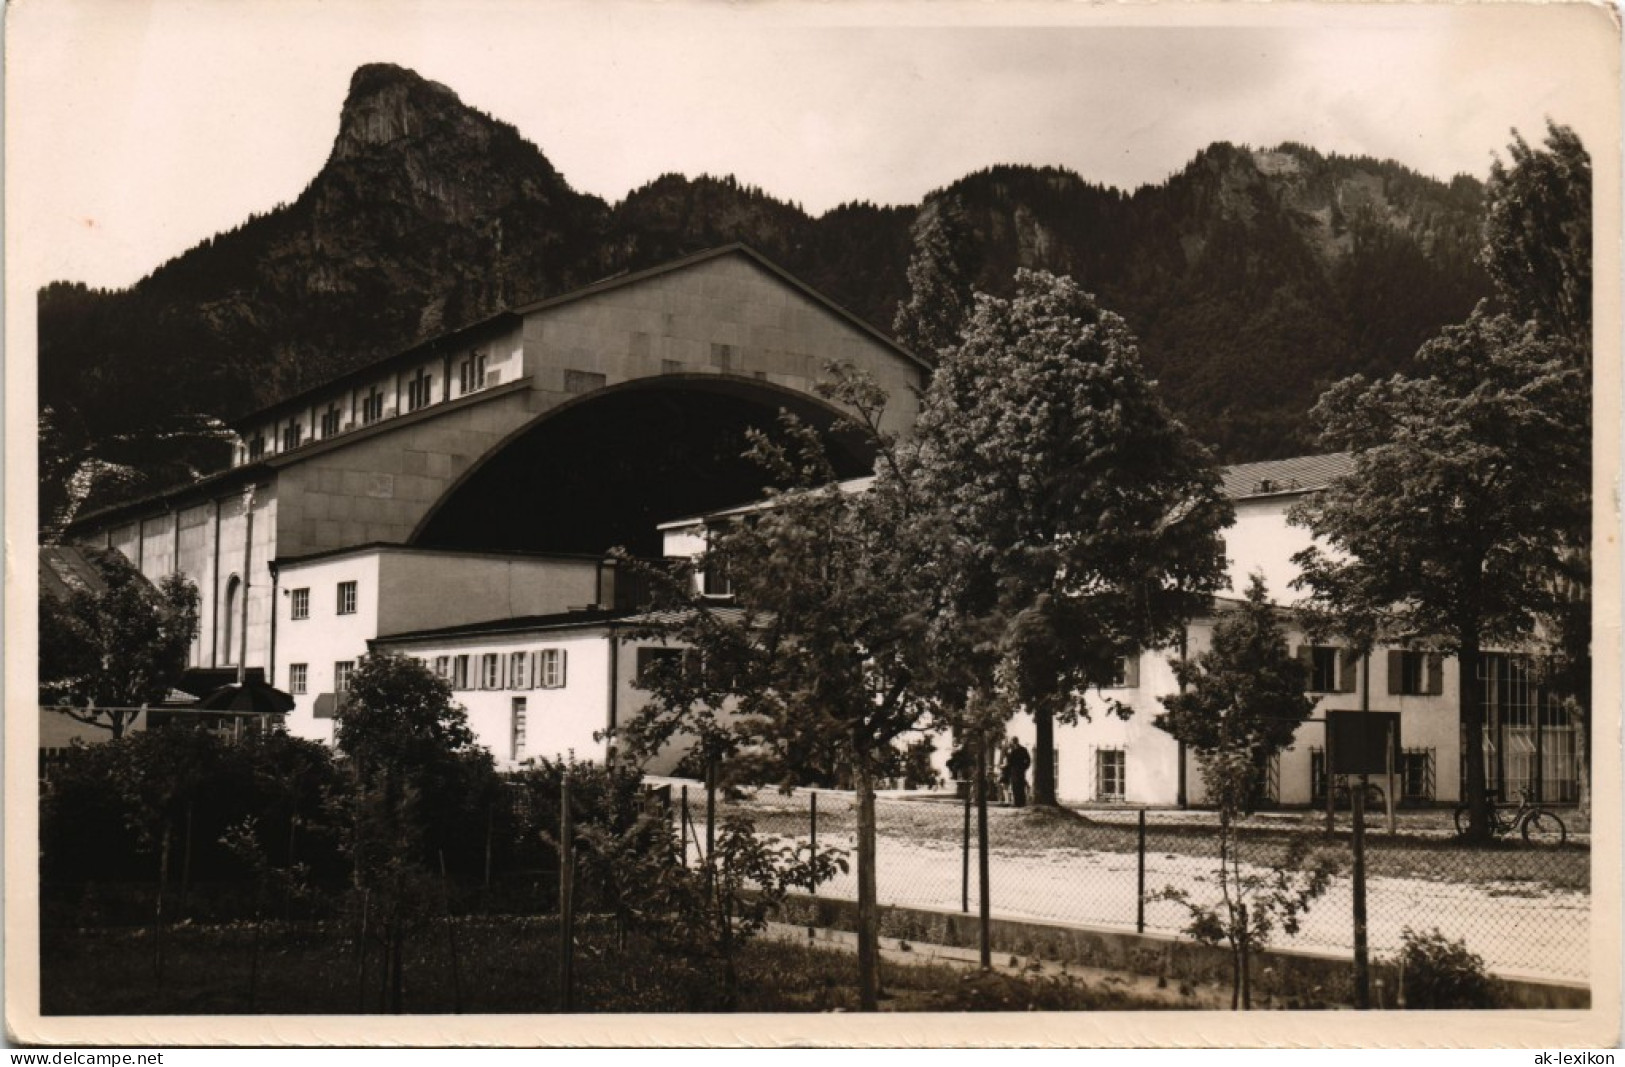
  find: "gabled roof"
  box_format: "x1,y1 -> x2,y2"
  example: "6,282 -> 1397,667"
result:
235,243 -> 926,431
39,545 -> 116,602
1221,453 -> 1353,501
510,244 -> 929,373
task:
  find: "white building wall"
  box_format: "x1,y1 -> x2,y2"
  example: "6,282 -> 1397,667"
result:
277,552 -> 384,745
377,629 -> 614,769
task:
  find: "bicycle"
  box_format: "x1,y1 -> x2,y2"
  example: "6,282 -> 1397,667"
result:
1453,789 -> 1567,845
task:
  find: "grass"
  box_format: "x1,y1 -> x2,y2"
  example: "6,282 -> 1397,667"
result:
39,916 -> 1179,1014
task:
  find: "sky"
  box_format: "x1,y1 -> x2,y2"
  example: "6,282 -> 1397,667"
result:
5,0 -> 1620,292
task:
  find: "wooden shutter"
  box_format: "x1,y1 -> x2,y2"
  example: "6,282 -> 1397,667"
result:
530,650 -> 541,690
556,649 -> 568,688
1339,648 -> 1359,693
1426,654 -> 1444,696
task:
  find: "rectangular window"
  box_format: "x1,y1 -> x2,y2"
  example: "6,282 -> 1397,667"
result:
337,581 -> 357,616
460,353 -> 489,395
481,653 -> 502,690
361,389 -> 385,425
433,655 -> 452,682
407,370 -> 434,412
334,660 -> 355,693
248,434 -> 266,461
320,405 -> 343,438
509,651 -> 529,690
452,654 -> 471,690
1310,647 -> 1339,693
289,663 -> 308,695
710,342 -> 735,372
1400,748 -> 1436,802
636,647 -> 683,685
290,587 -> 310,620
511,697 -> 528,761
538,648 -> 567,689
1095,748 -> 1126,802
1105,655 -> 1140,688
282,422 -> 303,452
1389,650 -> 1442,696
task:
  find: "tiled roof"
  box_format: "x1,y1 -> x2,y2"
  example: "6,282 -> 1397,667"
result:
1221,453 -> 1353,501
39,545 -> 117,601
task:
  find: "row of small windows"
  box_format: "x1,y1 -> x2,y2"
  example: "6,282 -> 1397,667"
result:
433,649 -> 568,691
242,352 -> 496,463
288,581 -> 356,620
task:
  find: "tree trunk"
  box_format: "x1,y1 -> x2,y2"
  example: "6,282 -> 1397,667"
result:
1458,639 -> 1491,840
1569,696 -> 1590,819
854,758 -> 880,1012
1032,702 -> 1057,807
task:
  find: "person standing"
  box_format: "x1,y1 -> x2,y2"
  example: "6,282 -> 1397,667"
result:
1003,739 -> 1031,808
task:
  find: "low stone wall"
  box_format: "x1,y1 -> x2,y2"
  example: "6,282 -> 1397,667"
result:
774,893 -> 1589,1010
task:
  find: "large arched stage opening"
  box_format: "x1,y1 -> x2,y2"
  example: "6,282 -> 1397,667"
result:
410,374 -> 876,557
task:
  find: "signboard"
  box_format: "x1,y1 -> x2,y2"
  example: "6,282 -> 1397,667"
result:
1327,710 -> 1401,776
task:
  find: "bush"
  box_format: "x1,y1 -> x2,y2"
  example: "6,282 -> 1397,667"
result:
1397,927 -> 1501,1008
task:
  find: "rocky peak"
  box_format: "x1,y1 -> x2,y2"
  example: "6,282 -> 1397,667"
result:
330,63 -> 485,162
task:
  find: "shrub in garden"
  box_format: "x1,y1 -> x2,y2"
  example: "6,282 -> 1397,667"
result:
1397,927 -> 1501,1008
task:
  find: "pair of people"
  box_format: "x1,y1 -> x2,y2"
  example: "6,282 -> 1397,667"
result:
949,738 -> 1032,807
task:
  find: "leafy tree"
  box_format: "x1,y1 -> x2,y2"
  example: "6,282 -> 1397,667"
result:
892,195 -> 980,358
333,651 -> 492,1011
619,364 -> 941,1011
1291,310 -> 1586,837
1156,574 -> 1320,771
1152,575 -> 1332,1007
39,550 -> 200,738
1483,122 -> 1593,814
906,270 -> 1233,805
1483,122 -> 1591,348
1295,124 -> 1592,835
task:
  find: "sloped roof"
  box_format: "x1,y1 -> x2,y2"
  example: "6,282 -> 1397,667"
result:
40,545 -> 120,602
1221,453 -> 1353,501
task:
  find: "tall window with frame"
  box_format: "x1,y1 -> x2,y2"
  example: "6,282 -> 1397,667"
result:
361,388 -> 385,425
433,656 -> 452,683
509,651 -> 530,689
407,368 -> 434,412
511,697 -> 528,761
289,663 -> 308,695
337,581 -> 357,616
1389,650 -> 1442,697
452,655 -> 471,690
460,353 -> 489,396
481,653 -> 502,690
248,434 -> 266,461
1095,748 -> 1126,802
281,422 -> 303,452
320,405 -> 343,438
334,660 -> 355,693
538,648 -> 567,689
290,587 -> 310,621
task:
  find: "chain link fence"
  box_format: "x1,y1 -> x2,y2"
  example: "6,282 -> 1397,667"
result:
669,781 -> 1590,984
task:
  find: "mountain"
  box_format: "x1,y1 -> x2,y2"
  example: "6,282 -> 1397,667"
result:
39,63 -> 1491,535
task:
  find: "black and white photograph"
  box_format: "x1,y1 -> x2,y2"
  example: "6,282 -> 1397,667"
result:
6,0 -> 1620,1049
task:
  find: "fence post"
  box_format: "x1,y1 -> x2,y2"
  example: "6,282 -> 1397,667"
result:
809,791 -> 819,896
560,772 -> 575,1013
961,778 -> 971,914
976,739 -> 991,971
680,785 -> 689,868
1136,808 -> 1147,934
